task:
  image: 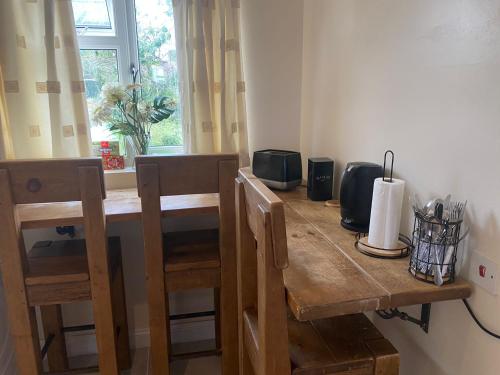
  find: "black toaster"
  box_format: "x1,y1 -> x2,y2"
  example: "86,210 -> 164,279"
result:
252,150 -> 302,190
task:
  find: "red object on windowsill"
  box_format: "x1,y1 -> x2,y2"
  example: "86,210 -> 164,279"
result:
102,155 -> 125,170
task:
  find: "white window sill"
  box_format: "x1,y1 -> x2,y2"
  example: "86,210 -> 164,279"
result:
102,146 -> 184,189
104,167 -> 136,175
104,167 -> 137,190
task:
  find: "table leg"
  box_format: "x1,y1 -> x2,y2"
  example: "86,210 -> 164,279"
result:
111,257 -> 131,370
41,305 -> 68,371
213,288 -> 221,350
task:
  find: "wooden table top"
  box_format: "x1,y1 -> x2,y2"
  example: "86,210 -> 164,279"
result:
278,187 -> 472,321
18,188 -> 220,229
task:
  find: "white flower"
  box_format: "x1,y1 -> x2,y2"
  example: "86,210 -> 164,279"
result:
138,102 -> 153,119
125,101 -> 136,114
93,103 -> 114,124
102,83 -> 127,104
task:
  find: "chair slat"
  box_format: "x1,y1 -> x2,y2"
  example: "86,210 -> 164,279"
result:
136,154 -> 238,196
236,170 -> 291,375
238,168 -> 288,269
0,158 -> 105,204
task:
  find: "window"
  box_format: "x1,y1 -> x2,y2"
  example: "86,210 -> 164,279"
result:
73,0 -> 113,31
73,0 -> 183,154
135,0 -> 182,150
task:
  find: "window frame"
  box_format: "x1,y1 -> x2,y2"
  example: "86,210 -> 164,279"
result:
75,0 -> 183,154
74,0 -> 114,33
77,0 -> 139,85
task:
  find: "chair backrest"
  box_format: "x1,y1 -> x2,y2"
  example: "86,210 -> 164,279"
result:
0,158 -> 105,204
136,153 -> 238,248
236,167 -> 291,375
135,152 -> 238,246
135,153 -> 238,260
136,154 -> 239,196
135,153 -> 238,221
0,157 -> 107,270
0,158 -> 108,368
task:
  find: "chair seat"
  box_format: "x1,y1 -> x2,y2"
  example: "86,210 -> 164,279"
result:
27,240 -> 89,286
163,229 -> 220,273
25,237 -> 121,306
244,310 -> 399,375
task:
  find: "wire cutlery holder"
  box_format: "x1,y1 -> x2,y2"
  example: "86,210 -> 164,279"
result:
409,211 -> 463,285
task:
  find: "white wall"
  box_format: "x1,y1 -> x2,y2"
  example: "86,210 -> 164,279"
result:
240,0 -> 304,154
2,1 -> 500,372
301,1 -> 500,374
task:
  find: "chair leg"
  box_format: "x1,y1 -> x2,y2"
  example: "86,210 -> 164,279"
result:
40,305 -> 68,371
8,304 -> 42,375
214,288 -> 221,350
147,282 -> 171,375
220,259 -> 239,375
240,342 -> 255,375
111,260 -> 131,370
166,292 -> 172,357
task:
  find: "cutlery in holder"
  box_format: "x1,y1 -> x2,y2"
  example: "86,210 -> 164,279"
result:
409,208 -> 464,285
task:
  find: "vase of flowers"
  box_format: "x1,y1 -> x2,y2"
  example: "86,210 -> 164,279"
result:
93,73 -> 175,156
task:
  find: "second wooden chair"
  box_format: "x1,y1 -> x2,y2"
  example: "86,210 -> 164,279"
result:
136,154 -> 239,375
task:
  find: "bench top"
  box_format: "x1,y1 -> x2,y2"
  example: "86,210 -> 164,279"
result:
278,187 -> 471,321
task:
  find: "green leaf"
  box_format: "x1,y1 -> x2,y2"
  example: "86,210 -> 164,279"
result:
149,96 -> 175,124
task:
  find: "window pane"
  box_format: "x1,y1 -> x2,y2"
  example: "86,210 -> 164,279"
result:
135,0 -> 182,149
80,49 -> 119,141
73,0 -> 112,30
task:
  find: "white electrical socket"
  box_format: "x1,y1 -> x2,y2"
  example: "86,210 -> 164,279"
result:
468,250 -> 498,295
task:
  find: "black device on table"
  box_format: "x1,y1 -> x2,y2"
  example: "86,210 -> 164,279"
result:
339,162 -> 383,233
252,150 -> 302,190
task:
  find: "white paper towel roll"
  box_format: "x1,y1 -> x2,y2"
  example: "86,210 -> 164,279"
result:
368,178 -> 405,249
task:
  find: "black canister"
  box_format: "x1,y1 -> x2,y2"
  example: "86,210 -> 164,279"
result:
307,158 -> 334,201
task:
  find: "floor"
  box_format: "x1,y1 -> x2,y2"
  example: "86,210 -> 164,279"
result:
71,342 -> 221,375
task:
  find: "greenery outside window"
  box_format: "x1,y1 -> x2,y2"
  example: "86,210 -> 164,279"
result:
73,0 -> 183,155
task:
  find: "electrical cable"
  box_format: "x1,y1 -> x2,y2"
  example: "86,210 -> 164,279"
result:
361,228 -> 498,340
462,299 -> 500,340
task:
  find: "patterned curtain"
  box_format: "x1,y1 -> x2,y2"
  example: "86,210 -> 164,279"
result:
0,0 -> 91,159
174,0 -> 250,165
0,67 -> 15,160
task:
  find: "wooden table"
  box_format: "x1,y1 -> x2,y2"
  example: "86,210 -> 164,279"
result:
278,187 -> 472,321
18,188 -> 219,229
18,186 -> 472,340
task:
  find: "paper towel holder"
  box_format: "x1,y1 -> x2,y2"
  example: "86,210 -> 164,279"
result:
355,233 -> 410,259
355,150 -> 410,258
383,150 -> 394,183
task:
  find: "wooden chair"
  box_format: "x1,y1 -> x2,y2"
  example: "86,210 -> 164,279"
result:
0,159 -> 130,375
136,154 -> 238,375
236,168 -> 400,375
